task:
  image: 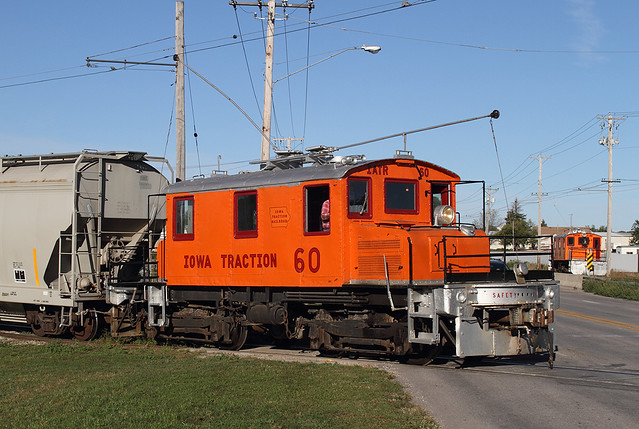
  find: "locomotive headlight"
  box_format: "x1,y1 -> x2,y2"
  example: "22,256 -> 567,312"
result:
434,205 -> 455,226
546,288 -> 555,299
514,262 -> 529,276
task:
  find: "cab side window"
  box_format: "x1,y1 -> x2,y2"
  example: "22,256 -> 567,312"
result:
348,178 -> 372,218
235,191 -> 257,238
174,196 -> 194,241
431,183 -> 450,218
305,185 -> 330,234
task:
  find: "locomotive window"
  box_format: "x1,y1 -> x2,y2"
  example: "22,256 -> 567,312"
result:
305,185 -> 330,235
173,196 -> 194,241
594,238 -> 600,248
431,183 -> 451,220
567,237 -> 575,246
578,237 -> 590,246
235,191 -> 257,238
348,178 -> 372,218
385,180 -> 417,214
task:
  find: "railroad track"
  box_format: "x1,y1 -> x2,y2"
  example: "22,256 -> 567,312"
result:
3,327 -> 637,391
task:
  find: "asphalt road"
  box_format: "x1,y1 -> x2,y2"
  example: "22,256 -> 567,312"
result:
389,288 -> 639,429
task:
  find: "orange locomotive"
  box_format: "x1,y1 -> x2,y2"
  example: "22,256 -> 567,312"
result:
150,151 -> 558,363
552,231 -> 602,272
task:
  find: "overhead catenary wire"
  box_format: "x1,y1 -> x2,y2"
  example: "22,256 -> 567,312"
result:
183,1 -> 436,56
488,118 -> 604,190
232,5 -> 263,117
283,10 -> 296,137
7,0 -> 638,91
89,36 -> 176,58
302,6 -> 313,141
184,50 -> 202,177
161,85 -> 176,185
0,69 -> 114,89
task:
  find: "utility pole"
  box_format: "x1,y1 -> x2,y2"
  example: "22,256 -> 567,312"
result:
261,0 -> 275,162
598,114 -> 624,275
175,1 -> 185,181
485,186 -> 499,232
229,1 -> 314,163
531,153 -> 550,265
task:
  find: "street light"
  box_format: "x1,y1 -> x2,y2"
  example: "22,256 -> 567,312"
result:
273,45 -> 382,84
260,44 -> 381,163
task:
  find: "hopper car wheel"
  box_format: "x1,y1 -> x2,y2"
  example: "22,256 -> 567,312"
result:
220,324 -> 248,351
403,343 -> 443,366
31,321 -> 46,337
71,312 -> 100,341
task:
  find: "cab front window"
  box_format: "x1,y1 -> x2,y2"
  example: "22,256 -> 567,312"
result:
385,179 -> 418,214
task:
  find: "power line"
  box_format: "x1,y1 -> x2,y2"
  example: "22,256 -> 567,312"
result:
183,1 -> 435,56
89,36 -> 175,58
0,68 -> 115,89
0,65 -> 87,82
232,5 -> 263,117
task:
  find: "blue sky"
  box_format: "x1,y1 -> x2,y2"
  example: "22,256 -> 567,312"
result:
2,0 -> 638,231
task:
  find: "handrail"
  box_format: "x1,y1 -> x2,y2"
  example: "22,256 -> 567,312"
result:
441,234 -> 555,283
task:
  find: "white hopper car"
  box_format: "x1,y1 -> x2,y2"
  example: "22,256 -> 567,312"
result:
0,151 -> 169,339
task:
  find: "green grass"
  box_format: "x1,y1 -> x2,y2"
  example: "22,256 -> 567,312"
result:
583,274 -> 639,301
0,342 -> 438,429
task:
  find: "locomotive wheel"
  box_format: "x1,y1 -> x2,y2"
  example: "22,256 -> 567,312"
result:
71,312 -> 100,341
220,324 -> 248,351
403,343 -> 443,366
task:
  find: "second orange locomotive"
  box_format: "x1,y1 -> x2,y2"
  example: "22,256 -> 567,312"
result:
552,230 -> 603,274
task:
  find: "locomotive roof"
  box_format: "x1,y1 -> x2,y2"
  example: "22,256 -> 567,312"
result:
554,230 -> 600,239
165,158 -> 459,194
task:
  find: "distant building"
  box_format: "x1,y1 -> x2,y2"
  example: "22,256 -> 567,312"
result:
615,246 -> 639,255
602,232 -> 632,252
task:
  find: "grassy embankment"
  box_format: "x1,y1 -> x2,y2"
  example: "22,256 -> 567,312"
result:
0,341 -> 438,429
582,272 -> 639,301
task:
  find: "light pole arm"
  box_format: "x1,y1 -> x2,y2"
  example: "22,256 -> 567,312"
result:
273,45 -> 381,84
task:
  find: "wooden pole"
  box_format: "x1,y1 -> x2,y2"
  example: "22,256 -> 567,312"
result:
260,0 -> 275,162
175,1 -> 185,180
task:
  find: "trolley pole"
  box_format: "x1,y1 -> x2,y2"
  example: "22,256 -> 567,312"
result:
175,1 -> 185,181
598,114 -> 624,275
